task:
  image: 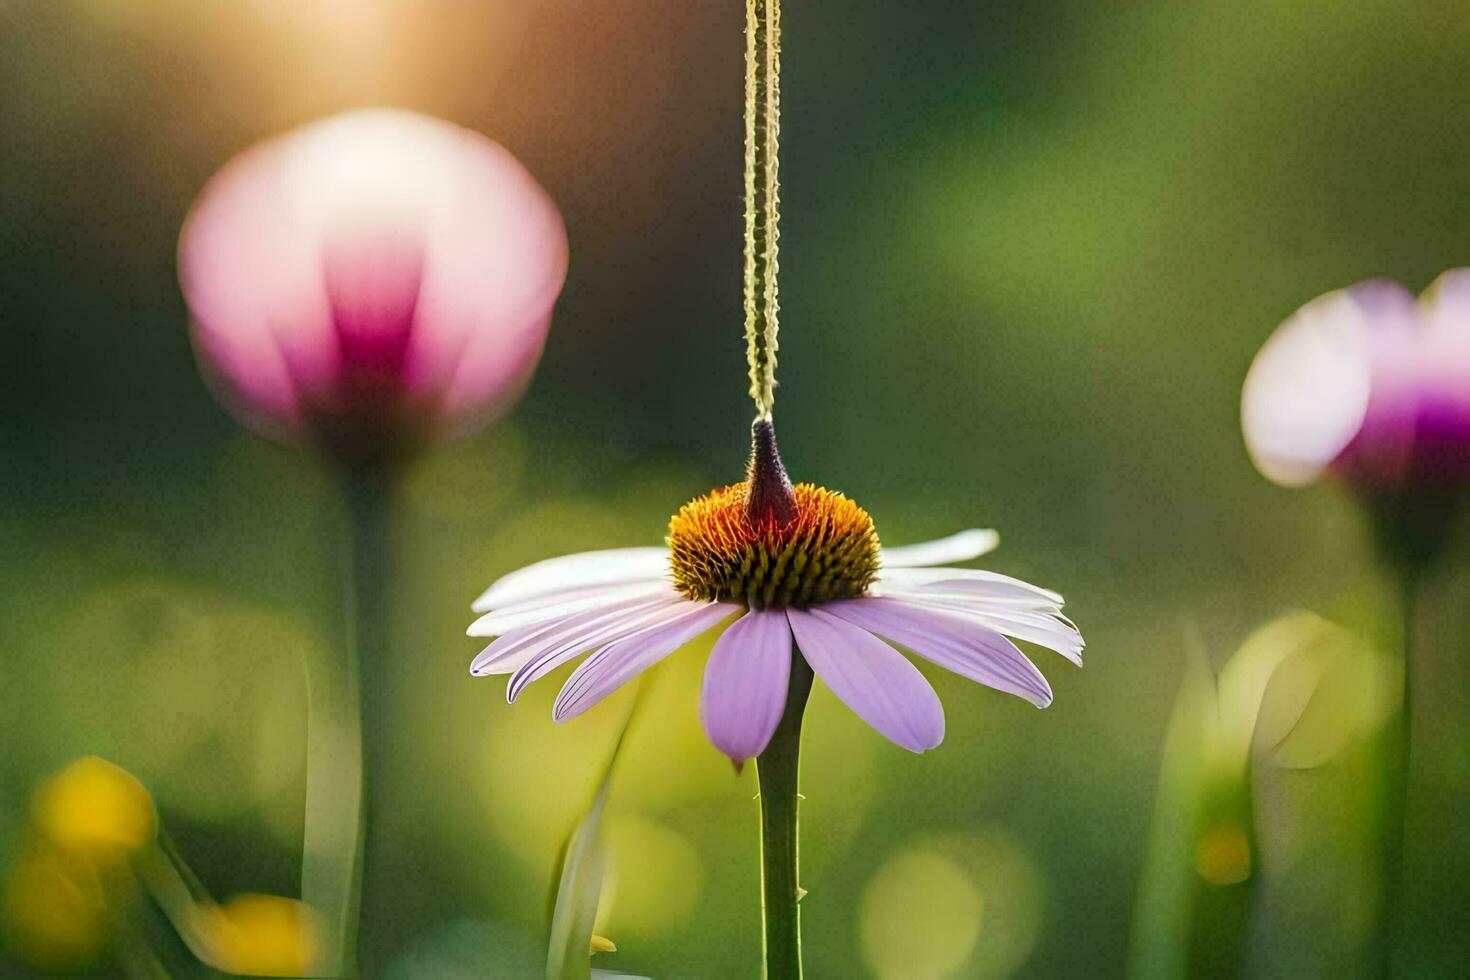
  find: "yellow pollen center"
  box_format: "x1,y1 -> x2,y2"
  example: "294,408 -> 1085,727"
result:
667,482 -> 880,608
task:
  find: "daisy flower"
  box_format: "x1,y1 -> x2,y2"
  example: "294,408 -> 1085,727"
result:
467,419 -> 1082,761
475,3 -> 1084,973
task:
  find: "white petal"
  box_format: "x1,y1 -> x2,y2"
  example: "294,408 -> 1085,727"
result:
467,579 -> 673,636
887,597 -> 1084,665
552,603 -> 740,721
877,567 -> 1064,607
880,529 -> 999,568
470,547 -> 670,613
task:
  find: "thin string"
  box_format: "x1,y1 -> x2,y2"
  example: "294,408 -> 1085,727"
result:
744,0 -> 781,417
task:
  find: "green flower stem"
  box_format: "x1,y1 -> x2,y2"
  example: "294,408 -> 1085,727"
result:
755,651 -> 814,980
302,463 -> 395,976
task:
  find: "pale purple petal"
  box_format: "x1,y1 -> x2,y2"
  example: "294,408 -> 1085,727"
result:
467,579 -> 672,636
504,598 -> 699,699
470,593 -> 683,677
468,578 -> 667,635
470,624 -> 547,676
699,609 -> 793,761
824,597 -> 1053,708
932,604 -> 1083,665
552,604 -> 740,722
471,547 -> 670,612
870,594 -> 1084,665
786,607 -> 945,753
880,529 -> 999,568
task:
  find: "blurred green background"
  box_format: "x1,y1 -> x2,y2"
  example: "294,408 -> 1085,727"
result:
4,1 -> 1470,976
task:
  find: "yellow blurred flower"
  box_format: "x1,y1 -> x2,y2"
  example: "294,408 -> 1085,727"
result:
32,757 -> 157,862
2,841 -> 115,971
4,758 -> 157,970
196,894 -> 320,977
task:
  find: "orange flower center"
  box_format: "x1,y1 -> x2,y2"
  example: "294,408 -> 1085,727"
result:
667,481 -> 880,608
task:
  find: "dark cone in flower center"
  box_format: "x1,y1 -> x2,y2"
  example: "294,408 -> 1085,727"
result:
666,419 -> 880,608
746,417 -> 798,526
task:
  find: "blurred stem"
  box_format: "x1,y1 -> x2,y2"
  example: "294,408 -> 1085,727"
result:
347,464 -> 397,976
1377,564 -> 1419,977
140,837 -> 224,969
115,925 -> 169,980
755,652 -> 813,980
302,463 -> 395,977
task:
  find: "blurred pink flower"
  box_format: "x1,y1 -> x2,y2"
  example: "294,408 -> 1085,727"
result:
1242,272 -> 1470,494
179,109 -> 568,463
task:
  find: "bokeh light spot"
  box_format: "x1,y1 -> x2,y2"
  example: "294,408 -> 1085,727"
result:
860,847 -> 983,980
1193,823 -> 1252,886
600,812 -> 704,940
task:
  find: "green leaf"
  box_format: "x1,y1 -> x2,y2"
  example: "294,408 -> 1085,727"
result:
1127,622 -> 1217,979
545,688 -> 646,980
546,772 -> 613,980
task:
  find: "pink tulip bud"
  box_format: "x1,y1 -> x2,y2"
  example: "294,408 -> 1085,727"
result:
1242,274 -> 1470,495
179,109 -> 569,464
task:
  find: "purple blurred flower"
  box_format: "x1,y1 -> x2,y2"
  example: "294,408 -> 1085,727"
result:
1242,272 -> 1470,494
466,527 -> 1082,761
179,109 -> 568,463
